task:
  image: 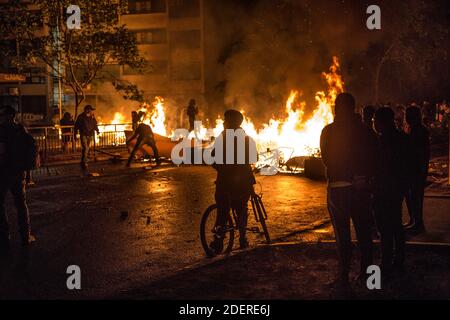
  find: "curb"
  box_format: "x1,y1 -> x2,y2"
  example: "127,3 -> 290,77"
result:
112,240 -> 450,299
159,240 -> 450,286
32,162 -> 176,182
424,194 -> 450,199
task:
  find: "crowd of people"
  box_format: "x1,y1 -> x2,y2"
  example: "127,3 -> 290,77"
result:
321,93 -> 431,290
371,101 -> 450,134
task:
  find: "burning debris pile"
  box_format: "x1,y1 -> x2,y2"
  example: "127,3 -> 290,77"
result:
96,97 -> 168,146
194,56 -> 344,169
242,56 -> 343,163
99,57 -> 344,168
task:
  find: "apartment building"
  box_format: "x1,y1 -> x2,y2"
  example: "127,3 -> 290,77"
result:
0,1 -> 51,124
121,0 -> 205,100
91,0 -> 206,120
0,0 -> 206,124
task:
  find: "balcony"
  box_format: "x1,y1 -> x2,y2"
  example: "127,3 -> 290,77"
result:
121,13 -> 167,29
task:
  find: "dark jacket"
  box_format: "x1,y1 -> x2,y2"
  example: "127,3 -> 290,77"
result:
212,129 -> 257,193
60,117 -> 74,134
130,123 -> 154,141
0,124 -> 7,169
0,122 -> 36,174
187,105 -> 198,118
74,113 -> 99,137
375,128 -> 410,196
132,113 -> 141,131
408,124 -> 430,180
320,114 -> 378,184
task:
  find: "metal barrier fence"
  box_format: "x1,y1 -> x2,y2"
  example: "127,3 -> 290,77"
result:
26,123 -> 133,164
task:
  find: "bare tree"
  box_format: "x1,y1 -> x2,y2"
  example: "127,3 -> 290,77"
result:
373,0 -> 448,102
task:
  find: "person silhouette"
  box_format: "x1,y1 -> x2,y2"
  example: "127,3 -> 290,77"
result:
74,105 -> 99,173
187,99 -> 198,132
403,106 -> 430,234
0,105 -> 36,253
209,109 -> 258,253
320,93 -> 377,287
131,111 -> 140,131
362,105 -> 376,129
373,107 -> 409,275
126,120 -> 160,167
60,111 -> 74,153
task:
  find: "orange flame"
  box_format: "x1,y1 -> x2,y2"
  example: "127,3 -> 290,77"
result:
97,112 -> 128,145
141,96 -> 168,137
101,56 -> 344,162
214,56 -> 344,160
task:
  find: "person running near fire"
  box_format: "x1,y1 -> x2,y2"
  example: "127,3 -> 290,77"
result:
209,109 -> 258,253
126,112 -> 160,167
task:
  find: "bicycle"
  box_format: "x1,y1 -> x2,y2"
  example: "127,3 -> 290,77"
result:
200,187 -> 271,257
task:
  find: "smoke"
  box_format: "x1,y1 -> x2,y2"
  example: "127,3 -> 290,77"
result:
92,82 -> 141,123
86,0 -> 449,127
204,0 -> 384,122
93,81 -> 186,132
206,0 -> 450,117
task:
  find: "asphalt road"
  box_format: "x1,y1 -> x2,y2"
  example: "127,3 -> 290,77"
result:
0,163 -> 331,299
2,162 -> 449,299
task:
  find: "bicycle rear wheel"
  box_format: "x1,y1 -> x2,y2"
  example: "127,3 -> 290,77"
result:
200,204 -> 235,257
252,195 -> 271,244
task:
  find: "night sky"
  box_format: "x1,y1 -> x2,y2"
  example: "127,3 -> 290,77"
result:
204,0 -> 450,119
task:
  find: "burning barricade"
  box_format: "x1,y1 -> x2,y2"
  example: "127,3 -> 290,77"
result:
104,56 -> 344,175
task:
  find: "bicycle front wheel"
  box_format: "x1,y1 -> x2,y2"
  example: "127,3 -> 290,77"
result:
200,204 -> 235,257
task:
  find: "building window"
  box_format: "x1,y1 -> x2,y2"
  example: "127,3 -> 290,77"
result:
21,95 -> 47,115
123,65 -> 144,76
23,67 -> 46,84
171,62 -> 201,80
128,0 -> 166,14
135,29 -> 167,44
123,61 -> 168,75
29,10 -> 44,28
168,0 -> 200,18
170,30 -> 200,49
97,64 -> 121,79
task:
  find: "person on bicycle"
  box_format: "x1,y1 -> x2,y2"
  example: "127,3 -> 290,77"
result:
210,109 -> 258,253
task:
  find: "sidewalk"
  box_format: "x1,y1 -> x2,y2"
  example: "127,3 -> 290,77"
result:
114,242 -> 450,300
31,156 -> 167,181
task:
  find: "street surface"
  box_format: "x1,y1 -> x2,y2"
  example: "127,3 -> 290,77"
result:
1,162 -> 449,299
0,163 -> 330,299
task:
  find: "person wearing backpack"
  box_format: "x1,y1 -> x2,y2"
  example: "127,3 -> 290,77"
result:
0,105 -> 37,253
